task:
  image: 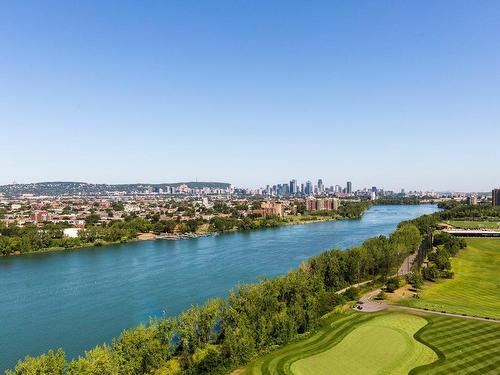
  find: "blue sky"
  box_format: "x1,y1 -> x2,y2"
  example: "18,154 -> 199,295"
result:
1,1 -> 499,191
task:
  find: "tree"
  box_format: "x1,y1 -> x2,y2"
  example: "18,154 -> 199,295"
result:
422,264 -> 440,281
67,345 -> 118,375
406,272 -> 423,290
112,325 -> 167,375
385,277 -> 400,293
6,349 -> 66,375
85,214 -> 101,227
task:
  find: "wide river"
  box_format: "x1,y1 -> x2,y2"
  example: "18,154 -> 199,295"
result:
0,204 -> 438,370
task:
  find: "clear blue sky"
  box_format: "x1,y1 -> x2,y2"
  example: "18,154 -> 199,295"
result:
1,1 -> 499,191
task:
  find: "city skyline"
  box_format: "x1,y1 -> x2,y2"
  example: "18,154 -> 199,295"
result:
1,1 -> 499,191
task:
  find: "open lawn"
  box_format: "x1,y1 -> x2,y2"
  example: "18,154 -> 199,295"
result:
411,313 -> 500,374
398,238 -> 500,319
446,220 -> 500,230
290,312 -> 435,375
242,309 -> 500,375
243,311 -> 436,375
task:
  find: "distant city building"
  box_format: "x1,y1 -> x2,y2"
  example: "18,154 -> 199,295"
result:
346,181 -> 352,194
467,195 -> 478,206
290,179 -> 297,195
306,197 -> 340,211
305,181 -> 313,195
31,211 -> 52,222
254,201 -> 284,218
493,189 -> 500,206
318,179 -> 324,193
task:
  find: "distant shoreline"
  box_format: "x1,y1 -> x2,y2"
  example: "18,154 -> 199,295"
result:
2,203 -> 437,258
1,212 -> 363,258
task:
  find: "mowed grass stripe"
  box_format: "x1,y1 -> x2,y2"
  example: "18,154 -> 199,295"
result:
272,314 -> 375,373
430,323 -> 497,345
245,312 -> 375,375
266,314 -> 366,374
289,312 -> 436,375
411,314 -> 500,375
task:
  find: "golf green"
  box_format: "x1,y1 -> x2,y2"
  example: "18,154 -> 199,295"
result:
290,313 -> 436,375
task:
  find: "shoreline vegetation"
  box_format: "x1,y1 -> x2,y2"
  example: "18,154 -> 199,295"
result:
0,201 -> 373,257
5,203 -> 443,374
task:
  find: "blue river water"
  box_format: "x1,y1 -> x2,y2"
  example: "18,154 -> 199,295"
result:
0,204 -> 438,370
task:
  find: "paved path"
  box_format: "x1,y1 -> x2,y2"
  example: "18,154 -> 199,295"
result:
336,251 -> 417,296
391,305 -> 500,323
348,253 -> 500,323
397,251 -> 417,276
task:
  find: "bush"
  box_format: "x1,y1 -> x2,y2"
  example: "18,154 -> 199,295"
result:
385,277 -> 400,293
406,272 -> 423,290
375,291 -> 386,300
342,287 -> 359,301
422,264 -> 440,281
440,270 -> 455,279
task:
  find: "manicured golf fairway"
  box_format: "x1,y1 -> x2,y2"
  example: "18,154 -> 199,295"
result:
290,313 -> 436,375
399,238 -> 500,319
411,314 -> 500,374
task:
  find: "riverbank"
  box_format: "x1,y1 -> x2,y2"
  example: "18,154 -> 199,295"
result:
1,205 -> 440,373
2,202 -> 373,257
0,205 -> 439,371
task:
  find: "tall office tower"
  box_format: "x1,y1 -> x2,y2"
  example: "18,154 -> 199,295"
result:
284,183 -> 290,194
335,185 -> 342,193
371,186 -> 377,193
290,179 -> 297,195
306,180 -> 313,195
318,179 -> 324,193
300,183 -> 305,194
346,181 -> 352,194
266,185 -> 271,196
493,189 -> 500,206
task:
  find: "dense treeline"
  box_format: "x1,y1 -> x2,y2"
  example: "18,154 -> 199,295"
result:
0,217 -> 155,256
6,221 -> 422,375
437,202 -> 500,220
0,202 -> 371,256
422,231 -> 467,281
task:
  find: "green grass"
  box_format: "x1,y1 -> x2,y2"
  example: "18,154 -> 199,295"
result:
446,220 -> 500,230
290,312 -> 436,375
243,239 -> 500,375
411,313 -> 500,374
398,238 -> 500,319
243,311 -> 436,375
244,311 -> 372,375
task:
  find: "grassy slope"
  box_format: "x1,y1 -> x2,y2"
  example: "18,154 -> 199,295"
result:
411,313 -> 500,374
290,312 -> 436,375
446,220 -> 500,230
399,238 -> 500,319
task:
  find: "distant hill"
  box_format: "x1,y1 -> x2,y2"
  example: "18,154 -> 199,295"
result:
0,181 -> 231,196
